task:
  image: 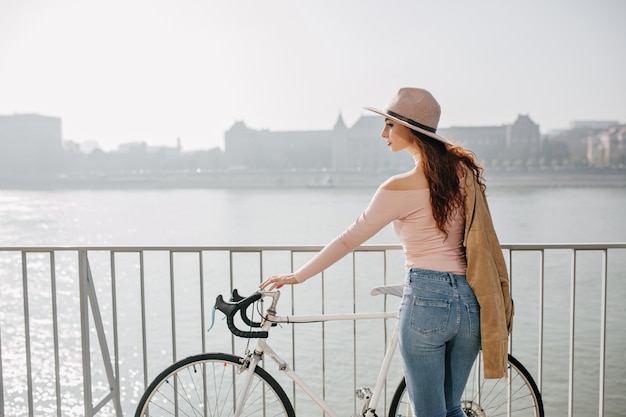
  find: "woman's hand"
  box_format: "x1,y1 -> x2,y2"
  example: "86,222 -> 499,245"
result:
260,273 -> 299,290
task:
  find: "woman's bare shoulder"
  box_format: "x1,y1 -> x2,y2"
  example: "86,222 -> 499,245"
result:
381,170 -> 428,191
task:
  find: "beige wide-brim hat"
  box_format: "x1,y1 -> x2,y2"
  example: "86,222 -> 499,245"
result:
365,87 -> 454,145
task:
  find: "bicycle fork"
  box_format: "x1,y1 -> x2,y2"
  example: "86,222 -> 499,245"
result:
233,349 -> 264,417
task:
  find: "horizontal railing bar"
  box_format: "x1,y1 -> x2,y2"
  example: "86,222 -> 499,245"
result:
2,243 -> 626,252
502,243 -> 626,250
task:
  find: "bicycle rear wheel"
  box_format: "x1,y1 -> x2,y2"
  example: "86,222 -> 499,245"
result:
388,353 -> 544,417
135,352 -> 295,417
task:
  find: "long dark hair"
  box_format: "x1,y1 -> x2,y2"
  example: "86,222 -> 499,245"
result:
410,129 -> 485,236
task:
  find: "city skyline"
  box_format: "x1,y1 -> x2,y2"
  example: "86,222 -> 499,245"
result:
1,0 -> 624,151
2,110 -> 616,154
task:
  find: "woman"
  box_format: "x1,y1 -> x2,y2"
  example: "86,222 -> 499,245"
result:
260,87 -> 513,417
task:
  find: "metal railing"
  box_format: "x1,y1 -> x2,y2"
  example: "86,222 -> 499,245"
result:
0,243 -> 624,417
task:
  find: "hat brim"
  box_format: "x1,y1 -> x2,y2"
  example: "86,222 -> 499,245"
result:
364,106 -> 454,146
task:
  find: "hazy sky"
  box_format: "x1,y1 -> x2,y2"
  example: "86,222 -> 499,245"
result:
1,0 -> 624,151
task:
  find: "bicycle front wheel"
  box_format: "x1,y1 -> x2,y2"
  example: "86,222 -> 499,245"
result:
135,352 -> 295,417
388,353 -> 544,417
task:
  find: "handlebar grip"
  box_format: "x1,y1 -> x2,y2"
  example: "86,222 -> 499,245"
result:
215,292 -> 269,339
231,289 -> 262,328
230,288 -> 245,302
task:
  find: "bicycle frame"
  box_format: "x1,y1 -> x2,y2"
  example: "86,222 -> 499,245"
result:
235,290 -> 398,417
138,287 -> 543,417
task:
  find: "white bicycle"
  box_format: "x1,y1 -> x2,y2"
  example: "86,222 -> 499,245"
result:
135,287 -> 543,417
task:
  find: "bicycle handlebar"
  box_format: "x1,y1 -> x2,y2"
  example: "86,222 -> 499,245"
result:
215,290 -> 269,339
230,289 -> 264,328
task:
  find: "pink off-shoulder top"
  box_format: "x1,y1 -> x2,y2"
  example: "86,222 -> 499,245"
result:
294,187 -> 467,283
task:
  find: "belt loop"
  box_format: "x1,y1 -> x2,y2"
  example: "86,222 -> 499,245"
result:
449,272 -> 456,288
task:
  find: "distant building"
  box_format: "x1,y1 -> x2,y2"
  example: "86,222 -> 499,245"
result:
439,125 -> 506,163
0,114 -> 63,174
571,120 -> 619,130
224,114 -> 541,171
332,115 -> 412,172
225,120 -> 335,170
509,115 -> 542,149
440,115 -> 541,164
224,115 -> 415,172
587,124 -> 626,167
549,123 -> 622,167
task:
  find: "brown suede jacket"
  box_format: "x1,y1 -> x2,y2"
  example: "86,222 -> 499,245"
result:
463,169 -> 514,379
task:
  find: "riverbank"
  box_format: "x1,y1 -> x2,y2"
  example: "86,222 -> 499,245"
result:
2,168 -> 626,190
485,168 -> 626,187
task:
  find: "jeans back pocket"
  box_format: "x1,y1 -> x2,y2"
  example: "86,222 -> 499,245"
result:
409,296 -> 451,334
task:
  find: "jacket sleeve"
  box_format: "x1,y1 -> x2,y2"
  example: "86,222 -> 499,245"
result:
478,188 -> 514,334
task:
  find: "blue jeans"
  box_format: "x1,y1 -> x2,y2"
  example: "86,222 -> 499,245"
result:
398,268 -> 481,417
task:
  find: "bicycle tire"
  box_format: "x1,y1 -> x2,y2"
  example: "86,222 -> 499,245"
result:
388,353 -> 544,417
135,352 -> 295,417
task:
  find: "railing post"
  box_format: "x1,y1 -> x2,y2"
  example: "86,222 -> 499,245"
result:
50,252 -> 62,417
568,249 -> 577,417
537,249 -> 544,392
21,251 -> 34,417
0,320 -> 4,417
599,250 -> 608,417
78,250 -> 94,417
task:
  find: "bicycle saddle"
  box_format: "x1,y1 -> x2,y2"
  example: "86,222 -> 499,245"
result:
370,284 -> 404,298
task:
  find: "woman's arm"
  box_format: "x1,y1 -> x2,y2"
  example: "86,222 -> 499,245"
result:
260,188 -> 417,290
